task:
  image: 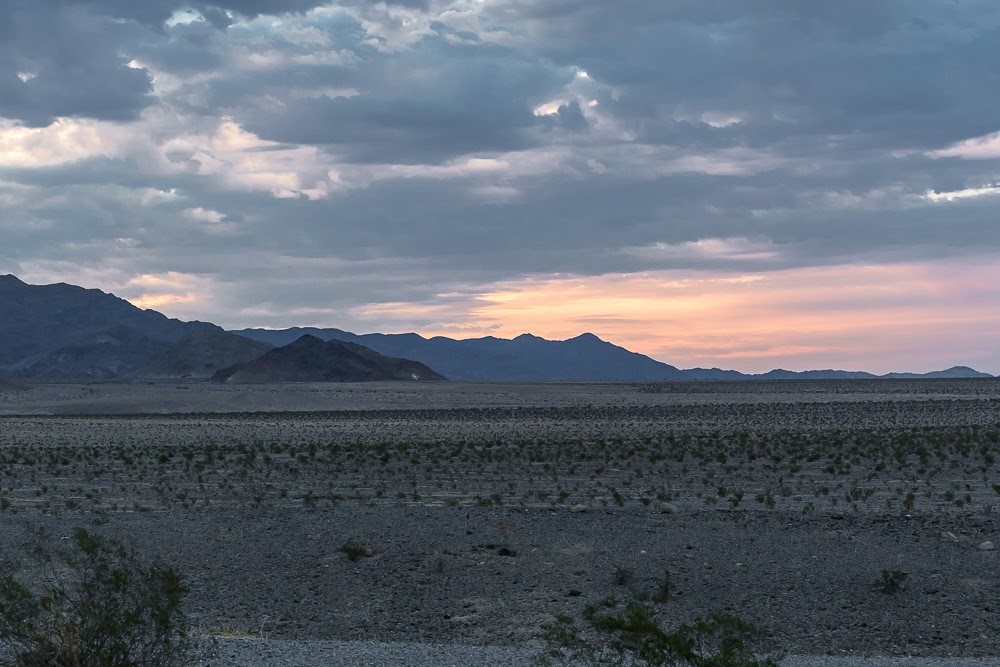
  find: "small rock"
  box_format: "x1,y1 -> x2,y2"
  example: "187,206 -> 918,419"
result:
658,503 -> 678,514
497,547 -> 517,557
566,589 -> 583,597
570,504 -> 587,513
977,540 -> 995,551
940,531 -> 960,542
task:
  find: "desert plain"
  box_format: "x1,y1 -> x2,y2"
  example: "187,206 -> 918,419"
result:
0,379 -> 998,664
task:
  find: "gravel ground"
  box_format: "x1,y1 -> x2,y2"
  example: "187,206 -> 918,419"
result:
203,638 -> 536,667
202,639 -> 1000,667
2,505 -> 997,657
1,380 -> 999,663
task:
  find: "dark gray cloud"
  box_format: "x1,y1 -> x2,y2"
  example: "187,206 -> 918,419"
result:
505,0 -> 1000,151
0,3 -> 152,125
240,40 -> 575,163
2,0 -> 1000,340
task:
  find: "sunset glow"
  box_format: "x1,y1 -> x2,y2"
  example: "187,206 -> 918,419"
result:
353,259 -> 1000,374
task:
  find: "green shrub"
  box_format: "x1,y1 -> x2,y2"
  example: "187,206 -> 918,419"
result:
651,569 -> 671,604
611,566 -> 633,587
537,591 -> 777,667
338,540 -> 375,562
0,527 -> 192,667
875,569 -> 908,594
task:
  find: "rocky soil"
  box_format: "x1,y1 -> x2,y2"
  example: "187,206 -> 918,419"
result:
0,379 -> 997,658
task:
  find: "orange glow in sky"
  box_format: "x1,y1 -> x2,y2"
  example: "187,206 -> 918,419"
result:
353,258 -> 1000,374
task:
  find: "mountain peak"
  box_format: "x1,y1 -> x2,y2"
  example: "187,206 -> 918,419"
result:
216,336 -> 447,383
0,274 -> 25,286
291,334 -> 326,345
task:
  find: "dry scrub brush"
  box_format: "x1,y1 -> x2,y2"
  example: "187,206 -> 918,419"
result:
0,527 -> 192,667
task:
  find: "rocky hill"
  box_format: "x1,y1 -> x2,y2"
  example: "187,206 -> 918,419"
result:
134,329 -> 274,379
213,335 -> 447,383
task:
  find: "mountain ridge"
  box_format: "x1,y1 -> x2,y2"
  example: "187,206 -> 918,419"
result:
0,274 -> 220,378
0,275 -> 992,380
231,326 -> 994,381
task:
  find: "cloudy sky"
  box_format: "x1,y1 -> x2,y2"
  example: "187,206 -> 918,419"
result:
3,1 -> 1000,373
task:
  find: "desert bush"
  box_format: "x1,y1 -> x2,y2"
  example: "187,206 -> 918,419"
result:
338,540 -> 375,562
536,592 -> 777,667
651,569 -> 672,605
875,569 -> 908,594
611,566 -> 633,587
0,527 -> 192,667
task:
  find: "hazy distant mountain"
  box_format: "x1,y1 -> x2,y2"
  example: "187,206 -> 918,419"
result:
134,329 -> 274,379
214,335 -> 447,383
753,369 -> 877,380
232,328 -> 687,381
882,366 -> 993,379
0,274 -> 219,378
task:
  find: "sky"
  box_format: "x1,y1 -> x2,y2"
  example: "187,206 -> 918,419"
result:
3,1 -> 1000,374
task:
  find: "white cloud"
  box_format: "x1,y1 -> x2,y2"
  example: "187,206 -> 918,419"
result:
165,9 -> 206,28
0,118 -> 121,167
624,237 -> 781,263
185,207 -> 226,223
927,130 -> 1000,159
924,184 -> 1000,202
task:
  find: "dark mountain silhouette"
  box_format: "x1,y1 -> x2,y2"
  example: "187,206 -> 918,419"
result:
0,275 -> 992,381
232,327 -> 995,381
0,274 -> 219,378
213,335 -> 447,383
230,328 -> 687,381
134,329 -> 274,379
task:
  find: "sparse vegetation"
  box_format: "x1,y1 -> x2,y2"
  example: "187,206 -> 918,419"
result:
0,395 -> 998,515
0,379 -> 997,657
0,527 -> 192,667
537,589 -> 777,667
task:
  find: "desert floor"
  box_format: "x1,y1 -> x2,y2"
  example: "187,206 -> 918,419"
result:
0,379 -> 998,661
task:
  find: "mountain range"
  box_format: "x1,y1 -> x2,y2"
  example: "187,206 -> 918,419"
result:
231,326 -> 992,381
0,274 -> 993,381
